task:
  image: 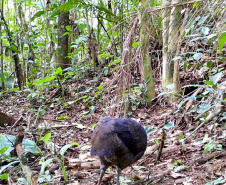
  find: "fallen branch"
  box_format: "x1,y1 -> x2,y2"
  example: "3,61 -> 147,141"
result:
196,150 -> 226,164
14,127 -> 36,185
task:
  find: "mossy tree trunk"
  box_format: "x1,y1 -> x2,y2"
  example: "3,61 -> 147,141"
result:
57,0 -> 70,70
139,0 -> 155,103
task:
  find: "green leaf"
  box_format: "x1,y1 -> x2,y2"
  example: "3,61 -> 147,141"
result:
0,161 -> 20,174
31,11 -> 45,21
204,143 -> 215,152
193,2 -> 200,8
39,109 -> 46,116
57,116 -> 71,120
10,44 -> 18,52
132,42 -> 141,48
0,173 -> 8,180
184,61 -> 188,72
95,4 -> 116,17
212,72 -> 223,85
193,53 -> 203,61
0,134 -> 40,155
40,158 -> 54,175
176,134 -> 184,139
113,66 -> 120,71
219,32 -> 226,53
65,25 -> 72,32
97,85 -> 103,90
0,147 -> 8,154
163,122 -> 175,130
206,61 -> 213,68
203,80 -> 214,86
54,67 -> 63,76
154,140 -> 160,146
60,142 -> 79,156
41,133 -> 51,142
145,76 -> 151,84
32,76 -> 55,85
108,59 -> 121,67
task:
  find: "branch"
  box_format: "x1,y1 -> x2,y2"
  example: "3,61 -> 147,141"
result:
14,127 -> 37,185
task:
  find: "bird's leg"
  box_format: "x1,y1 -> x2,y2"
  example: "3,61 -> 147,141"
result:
97,165 -> 106,185
116,167 -> 122,185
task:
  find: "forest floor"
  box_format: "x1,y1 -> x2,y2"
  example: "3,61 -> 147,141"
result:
0,77 -> 225,185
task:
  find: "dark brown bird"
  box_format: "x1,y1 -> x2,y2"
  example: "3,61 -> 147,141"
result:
91,117 -> 147,185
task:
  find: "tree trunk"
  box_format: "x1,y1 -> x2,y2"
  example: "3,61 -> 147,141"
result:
162,0 -> 172,91
0,9 -> 24,89
0,18 -> 5,90
162,0 -> 182,101
57,0 -> 70,70
17,2 -> 35,83
169,0 -> 182,96
139,0 -> 155,102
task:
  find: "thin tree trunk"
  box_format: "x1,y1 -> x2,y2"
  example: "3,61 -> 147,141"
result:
168,0 -> 182,96
0,9 -> 24,89
17,2 -> 35,83
162,0 -> 172,91
139,0 -> 155,102
57,0 -> 70,70
173,6 -> 189,96
0,3 -> 5,90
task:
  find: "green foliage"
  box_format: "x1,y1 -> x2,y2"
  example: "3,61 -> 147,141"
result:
40,133 -> 51,143
204,142 -> 215,152
218,32 -> 226,53
31,11 -> 45,21
0,173 -> 8,180
0,134 -> 40,156
60,142 -> 79,156
32,76 -> 56,85
40,158 -> 54,176
57,116 -> 71,120
0,161 -> 20,176
132,41 -> 141,48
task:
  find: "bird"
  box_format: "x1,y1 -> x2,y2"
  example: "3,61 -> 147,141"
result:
91,116 -> 147,185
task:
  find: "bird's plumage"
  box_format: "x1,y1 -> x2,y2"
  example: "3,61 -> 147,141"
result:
91,116 -> 147,185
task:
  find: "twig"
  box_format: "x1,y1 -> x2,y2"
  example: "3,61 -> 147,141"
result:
9,115 -> 22,134
155,129 -> 166,164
